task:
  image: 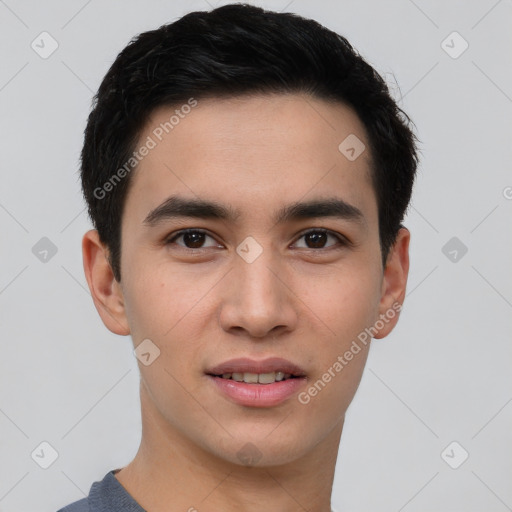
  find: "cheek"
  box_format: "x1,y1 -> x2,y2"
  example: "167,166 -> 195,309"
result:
121,260 -> 219,340
296,274 -> 377,422
296,263 -> 382,345
301,345 -> 370,404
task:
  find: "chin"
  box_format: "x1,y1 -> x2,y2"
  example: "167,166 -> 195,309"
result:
206,430 -> 315,469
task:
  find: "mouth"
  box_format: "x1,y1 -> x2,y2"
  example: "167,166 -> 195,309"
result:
206,357 -> 307,382
207,371 -> 301,384
205,357 -> 307,407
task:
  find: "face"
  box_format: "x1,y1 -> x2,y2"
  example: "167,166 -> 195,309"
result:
84,93 -> 409,468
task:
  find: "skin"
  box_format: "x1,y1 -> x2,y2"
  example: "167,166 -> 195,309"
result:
82,93 -> 410,512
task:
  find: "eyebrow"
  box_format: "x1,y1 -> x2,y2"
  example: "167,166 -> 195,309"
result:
143,195 -> 365,227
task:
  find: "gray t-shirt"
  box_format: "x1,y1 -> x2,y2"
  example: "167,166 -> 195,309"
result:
56,469 -> 146,512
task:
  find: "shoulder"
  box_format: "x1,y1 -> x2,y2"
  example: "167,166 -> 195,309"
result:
56,496 -> 89,512
55,468 -> 115,512
55,468 -> 137,512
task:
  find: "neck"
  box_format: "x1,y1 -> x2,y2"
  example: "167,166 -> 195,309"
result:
115,381 -> 342,512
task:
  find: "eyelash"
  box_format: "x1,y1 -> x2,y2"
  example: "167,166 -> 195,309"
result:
164,228 -> 349,252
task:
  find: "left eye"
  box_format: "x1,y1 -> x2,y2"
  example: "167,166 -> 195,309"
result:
292,229 -> 345,249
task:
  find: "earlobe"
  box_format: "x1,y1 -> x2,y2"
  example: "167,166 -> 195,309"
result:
82,229 -> 130,336
373,227 -> 410,339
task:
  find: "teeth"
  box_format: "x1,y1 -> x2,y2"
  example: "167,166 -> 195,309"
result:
258,372 -> 276,384
244,372 -> 260,383
219,371 -> 294,384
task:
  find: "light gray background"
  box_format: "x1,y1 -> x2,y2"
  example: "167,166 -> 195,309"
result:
1,1 -> 511,511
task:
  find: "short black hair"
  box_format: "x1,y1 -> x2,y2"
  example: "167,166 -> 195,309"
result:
81,2 -> 419,282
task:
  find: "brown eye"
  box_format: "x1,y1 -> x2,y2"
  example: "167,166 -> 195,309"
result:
182,231 -> 206,248
293,229 -> 345,249
166,229 -> 220,249
304,231 -> 328,248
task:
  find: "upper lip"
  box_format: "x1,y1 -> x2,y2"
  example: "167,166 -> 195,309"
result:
206,357 -> 307,377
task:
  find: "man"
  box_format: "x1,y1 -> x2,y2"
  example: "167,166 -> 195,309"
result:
58,3 -> 417,511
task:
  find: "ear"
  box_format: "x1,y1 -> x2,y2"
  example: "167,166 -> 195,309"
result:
373,227 -> 410,339
82,229 -> 130,336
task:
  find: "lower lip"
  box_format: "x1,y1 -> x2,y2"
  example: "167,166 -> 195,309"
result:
207,375 -> 306,407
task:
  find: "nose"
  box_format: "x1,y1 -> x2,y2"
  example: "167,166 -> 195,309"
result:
218,247 -> 299,339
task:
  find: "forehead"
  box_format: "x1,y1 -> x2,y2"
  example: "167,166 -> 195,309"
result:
124,93 -> 376,226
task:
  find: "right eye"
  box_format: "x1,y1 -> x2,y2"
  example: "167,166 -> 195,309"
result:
165,229 -> 223,250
